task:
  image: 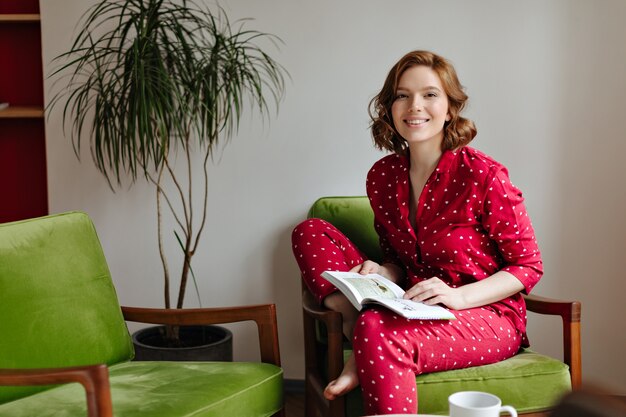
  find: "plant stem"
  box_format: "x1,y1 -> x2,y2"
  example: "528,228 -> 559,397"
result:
192,145 -> 211,254
156,159 -> 171,309
163,152 -> 190,239
145,170 -> 186,232
177,247 -> 192,309
176,133 -> 195,309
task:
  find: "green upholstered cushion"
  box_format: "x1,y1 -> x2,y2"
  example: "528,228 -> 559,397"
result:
308,196 -> 382,262
0,361 -> 284,417
340,348 -> 571,416
0,212 -> 134,404
415,349 -> 571,415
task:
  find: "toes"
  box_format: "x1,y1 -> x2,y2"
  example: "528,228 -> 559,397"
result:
323,383 -> 338,400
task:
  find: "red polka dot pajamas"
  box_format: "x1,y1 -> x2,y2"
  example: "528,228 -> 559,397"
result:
292,147 -> 543,415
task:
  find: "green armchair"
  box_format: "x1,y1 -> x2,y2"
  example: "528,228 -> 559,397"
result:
0,212 -> 284,417
302,196 -> 581,417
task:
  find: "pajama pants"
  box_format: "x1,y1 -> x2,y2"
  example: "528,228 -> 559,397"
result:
292,218 -> 523,415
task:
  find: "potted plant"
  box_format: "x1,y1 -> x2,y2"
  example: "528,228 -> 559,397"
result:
49,0 -> 287,358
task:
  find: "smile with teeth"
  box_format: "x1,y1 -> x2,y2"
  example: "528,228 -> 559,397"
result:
405,119 -> 428,126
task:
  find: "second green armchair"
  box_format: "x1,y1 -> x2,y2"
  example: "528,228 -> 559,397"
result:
0,212 -> 284,417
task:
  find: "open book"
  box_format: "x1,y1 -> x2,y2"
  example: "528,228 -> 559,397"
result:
321,271 -> 456,320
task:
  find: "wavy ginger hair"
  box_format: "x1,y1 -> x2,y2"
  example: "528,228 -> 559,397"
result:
369,50 -> 476,154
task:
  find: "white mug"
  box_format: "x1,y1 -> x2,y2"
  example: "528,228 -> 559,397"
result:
449,391 -> 517,417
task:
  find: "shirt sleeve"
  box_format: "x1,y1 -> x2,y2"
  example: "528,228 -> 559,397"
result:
480,167 -> 543,293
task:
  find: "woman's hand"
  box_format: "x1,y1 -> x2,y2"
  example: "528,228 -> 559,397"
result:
350,260 -> 381,275
403,271 -> 526,311
403,277 -> 467,310
350,261 -> 405,284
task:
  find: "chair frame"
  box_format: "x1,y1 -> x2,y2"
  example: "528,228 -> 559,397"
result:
0,304 -> 285,417
302,287 -> 581,417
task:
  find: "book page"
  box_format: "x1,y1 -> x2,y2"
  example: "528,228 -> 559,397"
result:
341,277 -> 397,299
321,271 -> 406,301
370,297 -> 456,320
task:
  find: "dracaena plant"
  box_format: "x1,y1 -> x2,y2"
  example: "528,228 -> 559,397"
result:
49,0 -> 286,336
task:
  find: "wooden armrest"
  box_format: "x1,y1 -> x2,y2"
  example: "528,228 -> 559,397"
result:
523,294 -> 581,322
301,289 -> 343,334
523,294 -> 582,389
0,364 -> 112,417
301,290 -> 345,385
121,304 -> 281,366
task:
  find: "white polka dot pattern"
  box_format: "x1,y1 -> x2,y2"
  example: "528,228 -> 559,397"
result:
290,146 -> 543,415
366,147 -> 543,336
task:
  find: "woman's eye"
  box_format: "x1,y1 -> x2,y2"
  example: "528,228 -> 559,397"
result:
425,92 -> 437,98
395,93 -> 408,100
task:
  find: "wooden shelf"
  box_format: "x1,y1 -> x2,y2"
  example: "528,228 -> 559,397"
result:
0,5 -> 49,223
0,14 -> 40,23
0,106 -> 44,119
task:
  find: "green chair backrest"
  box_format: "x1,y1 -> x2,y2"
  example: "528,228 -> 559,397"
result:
0,212 -> 134,404
307,196 -> 382,263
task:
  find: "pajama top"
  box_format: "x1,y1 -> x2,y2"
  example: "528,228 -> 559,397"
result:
366,146 -> 543,340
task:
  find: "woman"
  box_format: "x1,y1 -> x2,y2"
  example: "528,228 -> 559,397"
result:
292,50 -> 542,415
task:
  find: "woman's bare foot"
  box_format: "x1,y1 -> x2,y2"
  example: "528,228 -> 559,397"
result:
323,353 -> 359,400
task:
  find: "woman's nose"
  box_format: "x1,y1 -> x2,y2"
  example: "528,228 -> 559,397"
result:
408,98 -> 423,112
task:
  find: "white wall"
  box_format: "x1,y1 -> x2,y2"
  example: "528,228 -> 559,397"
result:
40,0 -> 626,393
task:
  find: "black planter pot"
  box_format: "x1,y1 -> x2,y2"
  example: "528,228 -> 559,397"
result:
132,325 -> 233,362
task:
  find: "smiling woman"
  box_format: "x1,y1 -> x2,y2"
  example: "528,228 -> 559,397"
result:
292,50 -> 543,416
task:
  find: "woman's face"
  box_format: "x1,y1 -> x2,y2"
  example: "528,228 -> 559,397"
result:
391,65 -> 450,147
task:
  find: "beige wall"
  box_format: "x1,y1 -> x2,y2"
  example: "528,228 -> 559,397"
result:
41,0 -> 626,393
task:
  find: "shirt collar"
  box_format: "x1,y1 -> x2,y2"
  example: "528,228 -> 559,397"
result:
400,148 -> 457,175
433,148 -> 457,175
397,147 -> 459,177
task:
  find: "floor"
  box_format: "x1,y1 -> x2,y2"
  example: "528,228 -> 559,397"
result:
285,391 -> 305,417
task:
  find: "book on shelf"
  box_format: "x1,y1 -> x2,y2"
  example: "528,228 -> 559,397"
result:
0,103 -> 8,110
320,271 -> 456,320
